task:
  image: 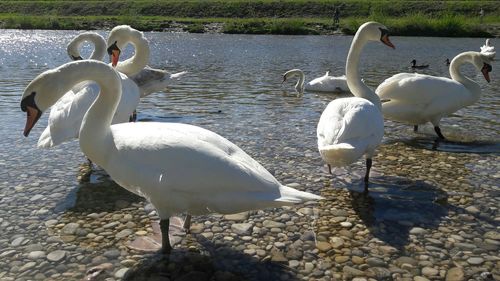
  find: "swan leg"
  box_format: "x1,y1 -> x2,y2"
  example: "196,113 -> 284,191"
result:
159,218 -> 172,254
327,164 -> 332,174
364,158 -> 372,184
183,214 -> 192,234
129,110 -> 137,122
433,126 -> 445,140
413,125 -> 418,132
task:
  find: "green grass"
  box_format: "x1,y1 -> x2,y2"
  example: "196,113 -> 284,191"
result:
0,1 -> 499,37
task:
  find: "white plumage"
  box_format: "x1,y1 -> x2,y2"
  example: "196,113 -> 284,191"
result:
283,69 -> 349,94
316,22 -> 394,184
376,39 -> 495,139
21,60 -> 323,253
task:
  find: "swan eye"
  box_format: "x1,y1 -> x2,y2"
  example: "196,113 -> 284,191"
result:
379,28 -> 389,39
21,92 -> 38,112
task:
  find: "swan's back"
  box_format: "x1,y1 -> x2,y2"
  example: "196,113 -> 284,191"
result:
105,122 -> 321,216
317,97 -> 383,166
306,74 -> 348,92
376,72 -> 475,123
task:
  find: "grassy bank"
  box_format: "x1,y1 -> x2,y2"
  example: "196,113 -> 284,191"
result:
0,0 -> 499,37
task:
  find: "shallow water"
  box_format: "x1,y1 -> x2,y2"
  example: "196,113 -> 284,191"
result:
0,30 -> 498,280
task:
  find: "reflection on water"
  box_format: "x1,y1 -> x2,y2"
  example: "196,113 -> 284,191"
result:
401,137 -> 500,154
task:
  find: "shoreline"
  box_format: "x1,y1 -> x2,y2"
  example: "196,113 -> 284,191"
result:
1,16 -> 499,37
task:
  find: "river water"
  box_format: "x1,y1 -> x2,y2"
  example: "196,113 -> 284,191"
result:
0,30 -> 498,280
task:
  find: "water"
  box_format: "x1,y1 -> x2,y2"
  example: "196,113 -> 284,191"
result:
0,30 -> 498,280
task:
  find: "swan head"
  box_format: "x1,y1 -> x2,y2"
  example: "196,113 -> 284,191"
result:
478,40 -> 496,83
356,22 -> 395,49
21,61 -> 100,137
106,25 -> 145,67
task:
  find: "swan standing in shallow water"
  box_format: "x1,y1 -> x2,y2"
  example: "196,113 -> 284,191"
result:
38,27 -> 185,148
21,60 -> 323,254
317,22 -> 395,186
376,39 -> 495,139
282,69 -> 349,94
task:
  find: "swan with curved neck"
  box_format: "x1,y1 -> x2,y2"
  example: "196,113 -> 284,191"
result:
376,39 -> 495,139
67,32 -> 106,61
316,21 -> 394,187
282,69 -> 349,94
37,28 -> 186,148
21,60 -> 323,254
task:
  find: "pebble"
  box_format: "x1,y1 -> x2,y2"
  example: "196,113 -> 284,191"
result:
28,251 -> 46,260
47,250 -> 66,262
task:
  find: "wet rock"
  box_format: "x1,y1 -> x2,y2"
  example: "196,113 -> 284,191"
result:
466,257 -> 484,265
263,220 -> 285,228
114,267 -> 129,279
115,229 -> 133,239
316,241 -> 332,252
422,267 -> 439,277
231,223 -> 253,235
224,212 -> 249,221
445,267 -> 464,281
47,250 -> 66,262
61,222 -> 80,235
343,266 -> 364,278
366,257 -> 387,267
28,251 -> 46,260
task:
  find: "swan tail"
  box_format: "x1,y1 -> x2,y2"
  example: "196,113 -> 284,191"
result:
276,185 -> 324,204
37,127 -> 54,148
170,71 -> 188,79
318,143 -> 362,167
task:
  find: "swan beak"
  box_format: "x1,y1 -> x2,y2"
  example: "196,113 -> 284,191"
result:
381,35 -> 395,49
111,49 -> 120,67
23,106 -> 42,137
481,63 -> 492,83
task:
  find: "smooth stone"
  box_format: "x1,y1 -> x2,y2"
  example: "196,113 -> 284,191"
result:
414,277 -> 430,281
298,208 -> 314,215
335,256 -> 350,263
445,267 -> 464,281
270,248 -> 288,263
343,266 -> 364,277
329,237 -> 345,248
263,220 -> 285,228
466,257 -> 484,265
289,260 -> 300,268
47,250 -> 66,262
11,237 -> 25,247
316,241 -> 332,252
103,222 -> 120,229
223,212 -> 249,221
61,223 -> 80,235
340,221 -> 353,228
29,194 -> 44,201
24,243 -> 43,252
19,262 -> 36,272
115,229 -> 133,239
231,223 -> 253,235
410,227 -> 427,235
395,256 -> 418,266
422,267 -> 439,277
114,268 -> 129,279
484,231 -> 499,240
28,251 -> 46,260
366,257 -> 387,267
352,256 -> 365,264
365,267 -> 391,279
103,249 -> 120,258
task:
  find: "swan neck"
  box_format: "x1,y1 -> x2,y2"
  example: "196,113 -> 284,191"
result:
296,70 -> 305,93
115,36 -> 150,76
449,53 -> 481,99
345,33 -> 381,110
68,33 -> 106,61
50,62 -> 120,166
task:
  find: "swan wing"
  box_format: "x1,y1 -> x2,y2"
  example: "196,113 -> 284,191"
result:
307,74 -> 348,92
317,98 -> 383,165
130,66 -> 187,98
106,123 -> 320,215
376,73 -> 473,123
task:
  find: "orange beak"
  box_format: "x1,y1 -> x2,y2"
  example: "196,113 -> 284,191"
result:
111,49 -> 120,67
24,106 -> 42,137
381,34 -> 395,49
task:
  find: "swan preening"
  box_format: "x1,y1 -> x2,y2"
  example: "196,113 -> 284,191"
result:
317,22 -> 394,186
376,39 -> 495,139
282,69 -> 349,94
37,27 -> 186,148
22,60 -> 323,253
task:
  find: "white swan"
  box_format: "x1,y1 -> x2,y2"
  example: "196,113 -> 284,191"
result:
21,60 -> 323,253
37,27 -> 185,148
282,69 -> 349,94
317,22 -> 395,185
376,39 -> 495,139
